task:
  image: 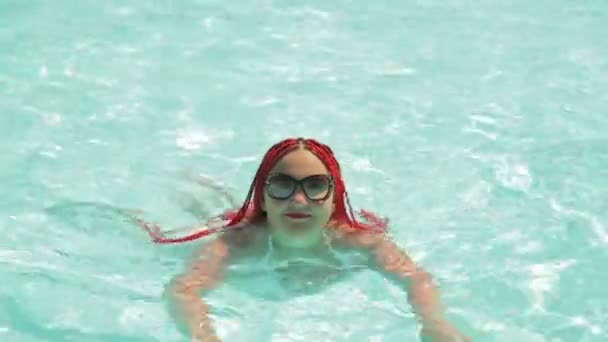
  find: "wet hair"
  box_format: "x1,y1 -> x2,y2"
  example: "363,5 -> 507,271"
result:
145,137 -> 388,244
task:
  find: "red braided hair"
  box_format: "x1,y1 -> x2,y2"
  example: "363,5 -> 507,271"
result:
140,137 -> 387,244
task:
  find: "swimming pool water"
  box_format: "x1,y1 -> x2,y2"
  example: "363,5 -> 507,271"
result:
1,0 -> 607,341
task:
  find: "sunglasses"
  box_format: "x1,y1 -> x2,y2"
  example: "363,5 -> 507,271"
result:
264,173 -> 334,201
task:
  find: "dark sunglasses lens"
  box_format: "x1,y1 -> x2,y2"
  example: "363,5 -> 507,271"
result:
302,176 -> 331,200
266,175 -> 296,199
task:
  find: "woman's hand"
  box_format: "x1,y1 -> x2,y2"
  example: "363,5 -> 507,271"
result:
420,319 -> 471,342
166,238 -> 230,342
334,231 -> 470,342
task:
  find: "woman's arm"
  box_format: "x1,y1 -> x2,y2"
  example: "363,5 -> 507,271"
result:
165,237 -> 230,342
334,231 -> 469,342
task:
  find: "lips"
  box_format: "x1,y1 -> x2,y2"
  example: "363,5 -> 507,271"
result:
285,212 -> 311,219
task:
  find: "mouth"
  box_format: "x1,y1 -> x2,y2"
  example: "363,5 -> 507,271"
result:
284,212 -> 312,220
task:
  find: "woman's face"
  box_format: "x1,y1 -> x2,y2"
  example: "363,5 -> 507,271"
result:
262,148 -> 335,248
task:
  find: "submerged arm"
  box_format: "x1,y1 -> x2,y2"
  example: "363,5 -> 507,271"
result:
337,231 -> 469,342
165,238 -> 230,342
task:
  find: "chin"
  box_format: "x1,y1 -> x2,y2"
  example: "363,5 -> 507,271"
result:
291,221 -> 326,234
280,216 -> 312,230
272,224 -> 324,248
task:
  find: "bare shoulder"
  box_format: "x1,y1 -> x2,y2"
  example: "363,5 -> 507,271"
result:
185,222 -> 265,269
328,227 -> 391,249
218,223 -> 266,254
328,228 -> 420,274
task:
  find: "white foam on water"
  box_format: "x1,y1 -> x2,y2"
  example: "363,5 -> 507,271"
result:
525,259 -> 577,311
39,65 -> 48,79
493,155 -> 533,192
174,129 -> 212,151
550,198 -> 608,244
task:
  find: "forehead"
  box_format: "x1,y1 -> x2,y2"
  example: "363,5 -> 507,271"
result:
270,148 -> 328,178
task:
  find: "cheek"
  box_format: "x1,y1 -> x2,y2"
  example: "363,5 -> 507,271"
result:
263,196 -> 284,216
313,198 -> 334,217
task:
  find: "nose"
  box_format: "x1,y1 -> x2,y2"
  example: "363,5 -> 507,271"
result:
290,187 -> 308,204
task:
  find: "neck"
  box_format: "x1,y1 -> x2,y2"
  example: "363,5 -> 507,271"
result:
268,226 -> 326,251
268,235 -> 338,263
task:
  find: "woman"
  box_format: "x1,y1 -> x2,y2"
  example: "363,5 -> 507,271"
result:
135,137 -> 470,342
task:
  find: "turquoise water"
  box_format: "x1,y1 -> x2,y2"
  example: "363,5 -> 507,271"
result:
2,0 -> 607,341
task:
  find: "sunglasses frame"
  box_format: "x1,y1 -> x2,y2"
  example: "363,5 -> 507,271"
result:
264,173 -> 334,201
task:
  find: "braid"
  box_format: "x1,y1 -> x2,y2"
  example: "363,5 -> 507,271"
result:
225,139 -> 300,227
144,137 -> 387,244
227,138 -> 387,232
304,140 -> 387,233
